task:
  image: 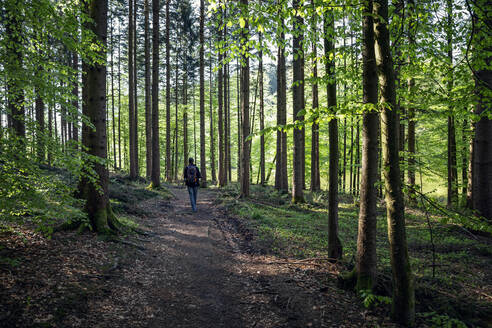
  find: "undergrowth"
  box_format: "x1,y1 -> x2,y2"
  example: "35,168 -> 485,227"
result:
218,183 -> 492,327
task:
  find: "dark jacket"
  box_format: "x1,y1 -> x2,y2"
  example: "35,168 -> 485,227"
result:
184,165 -> 201,187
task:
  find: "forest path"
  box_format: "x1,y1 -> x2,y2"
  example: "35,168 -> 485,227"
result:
104,184 -> 370,328
0,182 -> 377,327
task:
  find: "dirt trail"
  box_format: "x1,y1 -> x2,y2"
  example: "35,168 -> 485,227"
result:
99,185 -> 372,328
0,183 -> 376,328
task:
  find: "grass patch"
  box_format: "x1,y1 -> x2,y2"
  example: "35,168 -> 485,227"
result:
219,183 -> 492,327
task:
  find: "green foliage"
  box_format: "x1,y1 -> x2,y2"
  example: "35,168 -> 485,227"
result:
417,312 -> 467,328
220,186 -> 492,326
359,289 -> 392,309
0,137 -> 86,234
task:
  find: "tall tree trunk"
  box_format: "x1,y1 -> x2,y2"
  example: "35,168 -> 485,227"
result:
151,0 -> 161,188
128,0 -> 137,179
356,0 -> 379,292
35,86 -> 45,163
471,0 -> 492,220
110,15 -> 116,169
374,0 -> 415,325
133,0 -> 139,177
259,25 -> 265,186
407,0 -> 416,202
292,0 -> 304,203
144,0 -> 152,179
239,0 -> 250,197
165,0 -> 171,181
199,0 -> 207,187
467,121 -> 475,209
275,4 -> 288,193
310,0 -> 320,192
48,104 -> 53,165
461,118 -> 468,201
72,52 -> 79,150
237,59 -> 242,182
209,42 -> 217,183
218,18 -> 225,187
6,1 -> 24,143
325,10 -> 342,259
82,0 -> 118,233
118,27 -> 122,169
446,0 -> 458,207
174,54 -> 179,181
183,63 -> 188,169
224,14 -> 231,183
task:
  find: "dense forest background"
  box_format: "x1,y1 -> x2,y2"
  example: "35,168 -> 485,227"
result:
0,0 -> 491,326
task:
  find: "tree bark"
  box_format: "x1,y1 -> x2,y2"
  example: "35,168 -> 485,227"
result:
275,5 -> 288,193
374,0 -> 415,325
183,59 -> 189,169
239,0 -> 250,197
6,0 -> 25,142
310,0 -> 320,192
356,0 -> 379,292
237,58 -> 241,182
110,15 -> 116,169
82,0 -> 118,233
471,0 -> 492,220
209,41 -> 217,183
461,118 -> 468,201
259,30 -> 265,186
325,10 -> 342,259
35,86 -> 45,163
218,13 -> 226,187
446,0 -> 458,207
128,0 -> 137,179
151,0 -> 161,188
199,0 -> 207,187
165,0 -> 172,182
144,0 -> 152,179
292,0 -> 305,203
133,0 -> 139,177
407,0 -> 416,202
118,26 -> 122,169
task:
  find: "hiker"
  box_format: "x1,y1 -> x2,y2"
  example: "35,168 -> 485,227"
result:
184,157 -> 201,212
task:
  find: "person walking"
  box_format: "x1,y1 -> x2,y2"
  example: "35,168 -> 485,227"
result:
184,157 -> 201,212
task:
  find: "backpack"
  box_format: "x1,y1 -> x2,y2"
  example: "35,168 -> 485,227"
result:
186,165 -> 198,186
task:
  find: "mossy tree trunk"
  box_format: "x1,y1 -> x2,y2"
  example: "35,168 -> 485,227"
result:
374,0 -> 415,325
356,0 -> 379,292
82,0 -> 119,233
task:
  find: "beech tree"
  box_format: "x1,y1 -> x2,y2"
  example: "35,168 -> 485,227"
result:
291,0 -> 305,203
239,0 -> 250,198
325,8 -> 342,260
374,0 -> 415,324
355,0 -> 379,292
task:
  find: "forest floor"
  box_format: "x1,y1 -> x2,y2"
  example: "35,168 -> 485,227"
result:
0,176 -> 491,327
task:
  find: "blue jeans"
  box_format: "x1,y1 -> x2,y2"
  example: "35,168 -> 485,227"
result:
187,186 -> 198,212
